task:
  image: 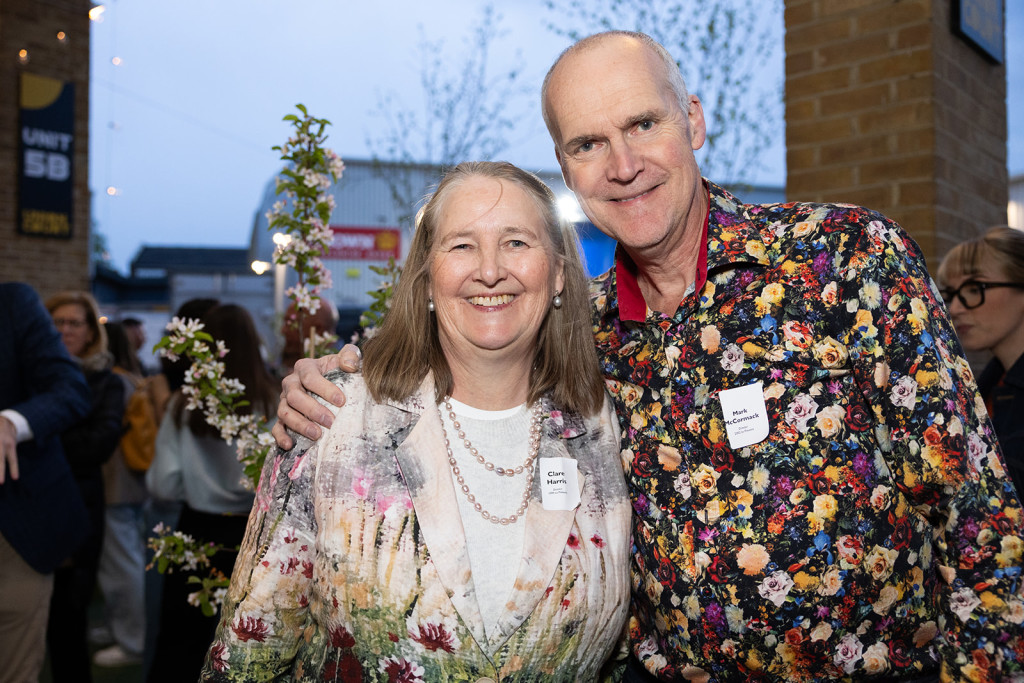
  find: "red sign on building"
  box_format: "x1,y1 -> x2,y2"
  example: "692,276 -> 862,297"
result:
327,227 -> 401,261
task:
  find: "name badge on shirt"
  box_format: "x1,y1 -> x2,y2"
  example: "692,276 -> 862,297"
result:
719,381 -> 770,449
540,458 -> 580,510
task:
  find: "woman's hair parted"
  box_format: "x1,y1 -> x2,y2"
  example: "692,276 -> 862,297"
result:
362,161 -> 605,416
938,226 -> 1024,286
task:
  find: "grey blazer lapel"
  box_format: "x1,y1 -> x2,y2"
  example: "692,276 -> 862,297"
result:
391,377 -> 488,647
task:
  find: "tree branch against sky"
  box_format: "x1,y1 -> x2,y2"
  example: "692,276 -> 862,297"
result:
366,4 -> 531,225
544,0 -> 784,186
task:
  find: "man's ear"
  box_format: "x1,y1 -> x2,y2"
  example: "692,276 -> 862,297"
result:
687,95 -> 707,151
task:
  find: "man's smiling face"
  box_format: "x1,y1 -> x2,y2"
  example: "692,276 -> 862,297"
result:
545,34 -> 707,258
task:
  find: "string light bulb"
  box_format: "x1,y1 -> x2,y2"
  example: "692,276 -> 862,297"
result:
17,49 -> 29,65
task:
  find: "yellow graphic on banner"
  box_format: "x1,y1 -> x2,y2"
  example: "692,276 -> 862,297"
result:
20,73 -> 65,110
21,209 -> 71,237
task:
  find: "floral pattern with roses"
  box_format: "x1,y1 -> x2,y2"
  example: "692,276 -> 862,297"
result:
592,181 -> 1024,682
199,373 -> 631,682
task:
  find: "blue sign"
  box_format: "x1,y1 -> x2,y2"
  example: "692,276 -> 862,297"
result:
19,73 -> 74,238
954,0 -> 1005,64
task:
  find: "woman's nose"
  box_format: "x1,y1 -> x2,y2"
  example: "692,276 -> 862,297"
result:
946,296 -> 966,315
475,247 -> 507,285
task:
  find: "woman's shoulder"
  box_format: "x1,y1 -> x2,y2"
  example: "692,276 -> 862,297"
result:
325,368 -> 366,388
323,369 -> 373,407
318,370 -> 427,441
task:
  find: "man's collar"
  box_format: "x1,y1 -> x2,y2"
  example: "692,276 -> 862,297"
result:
703,181 -> 772,274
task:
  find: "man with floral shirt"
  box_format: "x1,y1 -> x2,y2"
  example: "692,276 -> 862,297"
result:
277,31 -> 1024,682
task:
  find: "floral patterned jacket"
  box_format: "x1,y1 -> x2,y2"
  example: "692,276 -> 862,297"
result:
592,181 -> 1024,681
200,372 -> 631,682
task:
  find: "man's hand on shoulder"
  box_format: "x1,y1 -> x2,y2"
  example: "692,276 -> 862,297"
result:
0,415 -> 18,484
272,345 -> 363,450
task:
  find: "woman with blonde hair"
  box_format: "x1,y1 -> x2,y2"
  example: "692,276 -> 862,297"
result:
201,161 -> 630,681
44,290 -> 125,682
938,225 -> 1024,496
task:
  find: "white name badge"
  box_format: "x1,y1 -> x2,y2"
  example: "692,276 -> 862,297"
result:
719,381 -> 770,449
540,458 -> 580,511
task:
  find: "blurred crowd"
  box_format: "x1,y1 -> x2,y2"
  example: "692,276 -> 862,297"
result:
0,288 -> 341,682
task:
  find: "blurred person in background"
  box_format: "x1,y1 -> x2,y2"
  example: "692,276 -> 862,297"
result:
278,298 -> 339,375
146,303 -> 280,683
122,316 -> 149,372
91,321 -> 150,668
141,296 -> 218,679
122,316 -> 146,354
44,291 -> 125,683
0,282 -> 91,683
938,225 -> 1024,497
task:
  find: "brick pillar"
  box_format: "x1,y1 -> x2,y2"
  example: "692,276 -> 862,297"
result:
785,0 -> 1008,266
0,0 -> 91,297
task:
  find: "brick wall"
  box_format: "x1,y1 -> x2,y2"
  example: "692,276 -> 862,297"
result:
0,0 -> 91,298
784,0 -> 1007,266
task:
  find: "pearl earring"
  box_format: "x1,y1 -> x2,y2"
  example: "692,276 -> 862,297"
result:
428,298 -> 435,312
552,292 -> 562,309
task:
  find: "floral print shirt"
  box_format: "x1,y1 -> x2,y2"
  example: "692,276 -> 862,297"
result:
200,373 -> 631,682
591,181 -> 1024,681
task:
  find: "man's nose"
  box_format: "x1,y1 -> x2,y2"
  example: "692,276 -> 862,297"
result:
607,139 -> 642,182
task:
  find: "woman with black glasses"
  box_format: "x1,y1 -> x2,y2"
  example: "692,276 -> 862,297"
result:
938,225 -> 1024,497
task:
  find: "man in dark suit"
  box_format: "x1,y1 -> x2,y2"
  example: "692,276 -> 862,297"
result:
0,281 -> 92,682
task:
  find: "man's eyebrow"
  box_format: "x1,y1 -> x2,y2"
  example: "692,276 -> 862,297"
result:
563,133 -> 597,151
627,110 -> 661,126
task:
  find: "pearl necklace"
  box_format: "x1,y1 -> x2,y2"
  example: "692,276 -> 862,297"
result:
439,398 -> 542,525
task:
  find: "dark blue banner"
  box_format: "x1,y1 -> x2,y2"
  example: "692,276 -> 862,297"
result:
19,73 -> 74,238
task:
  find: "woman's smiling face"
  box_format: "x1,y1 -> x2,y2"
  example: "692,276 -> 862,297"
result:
429,175 -> 564,365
